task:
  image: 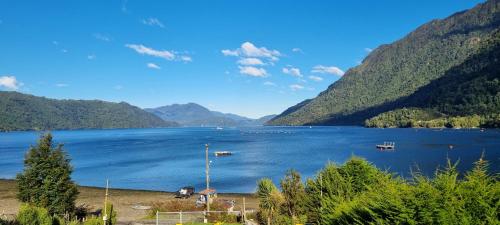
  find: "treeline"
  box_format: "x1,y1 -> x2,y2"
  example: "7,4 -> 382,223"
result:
0,91 -> 177,131
364,108 -> 500,128
256,157 -> 500,225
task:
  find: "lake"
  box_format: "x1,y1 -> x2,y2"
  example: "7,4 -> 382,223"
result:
0,127 -> 499,193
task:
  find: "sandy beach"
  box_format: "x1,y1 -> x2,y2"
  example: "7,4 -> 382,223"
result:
0,179 -> 257,224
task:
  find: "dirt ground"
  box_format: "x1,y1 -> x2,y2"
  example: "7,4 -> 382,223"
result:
0,179 -> 258,224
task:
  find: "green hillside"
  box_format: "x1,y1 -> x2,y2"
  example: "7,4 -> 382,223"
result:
0,91 -> 177,131
268,0 -> 500,126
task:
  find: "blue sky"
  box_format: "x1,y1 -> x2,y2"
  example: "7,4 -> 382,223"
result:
0,0 -> 484,118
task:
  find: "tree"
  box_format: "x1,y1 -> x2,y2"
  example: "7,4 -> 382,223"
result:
256,178 -> 283,225
16,133 -> 79,216
280,170 -> 306,221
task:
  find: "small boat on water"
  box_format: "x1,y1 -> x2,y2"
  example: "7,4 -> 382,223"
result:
376,142 -> 395,150
214,151 -> 232,156
216,126 -> 223,130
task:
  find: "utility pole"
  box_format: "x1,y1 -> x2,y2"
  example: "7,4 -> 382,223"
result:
103,179 -> 109,225
205,144 -> 210,213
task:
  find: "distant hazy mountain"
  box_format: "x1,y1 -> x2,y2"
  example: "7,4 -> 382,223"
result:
145,103 -> 276,126
0,91 -> 178,131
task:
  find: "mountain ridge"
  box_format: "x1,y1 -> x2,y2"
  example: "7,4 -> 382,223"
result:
268,0 -> 500,126
0,91 -> 177,131
145,103 -> 275,127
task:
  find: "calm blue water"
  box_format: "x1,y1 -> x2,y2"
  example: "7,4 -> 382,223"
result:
0,127 -> 499,193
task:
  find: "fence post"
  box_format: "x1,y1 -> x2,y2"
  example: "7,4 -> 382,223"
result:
156,210 -> 159,225
180,211 -> 183,224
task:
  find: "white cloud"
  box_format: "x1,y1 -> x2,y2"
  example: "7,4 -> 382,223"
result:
263,81 -> 276,86
311,65 -> 345,76
241,42 -> 281,61
238,58 -> 264,66
238,66 -> 267,77
0,76 -> 22,90
222,42 -> 281,61
289,84 -> 304,91
93,33 -> 111,42
125,44 -> 175,60
147,63 -> 161,69
282,66 -> 302,77
180,55 -> 192,62
308,75 -> 323,82
87,54 -> 96,60
55,83 -> 68,87
221,49 -> 239,56
61,49 -> 68,53
364,48 -> 373,53
142,18 -> 165,28
292,48 -> 303,53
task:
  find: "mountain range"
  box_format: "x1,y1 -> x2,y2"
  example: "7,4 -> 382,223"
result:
268,0 -> 500,127
145,103 -> 275,127
0,91 -> 177,131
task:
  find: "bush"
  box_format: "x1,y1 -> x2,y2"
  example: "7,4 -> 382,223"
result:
16,133 -> 79,216
16,204 -> 52,225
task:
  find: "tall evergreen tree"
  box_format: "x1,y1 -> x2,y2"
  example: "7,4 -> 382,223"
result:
16,133 -> 79,216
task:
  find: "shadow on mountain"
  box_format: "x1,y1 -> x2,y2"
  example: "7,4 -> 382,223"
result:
313,30 -> 500,126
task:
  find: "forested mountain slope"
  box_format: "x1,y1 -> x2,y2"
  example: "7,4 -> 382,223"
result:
0,91 -> 177,131
268,0 -> 500,126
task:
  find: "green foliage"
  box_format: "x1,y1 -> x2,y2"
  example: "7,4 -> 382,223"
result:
256,178 -> 283,225
82,217 -> 101,225
16,204 -> 52,225
279,170 -> 306,220
257,156 -> 500,224
0,91 -> 177,131
365,108 -> 498,128
16,133 -> 79,216
268,1 -> 500,126
102,203 -> 116,225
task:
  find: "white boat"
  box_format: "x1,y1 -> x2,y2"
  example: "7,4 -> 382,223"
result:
214,151 -> 232,156
216,126 -> 223,130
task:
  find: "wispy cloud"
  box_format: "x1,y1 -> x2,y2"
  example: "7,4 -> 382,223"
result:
180,55 -> 192,62
147,63 -> 161,69
114,85 -> 123,90
289,84 -> 304,91
142,18 -> 165,28
364,47 -> 373,53
238,66 -> 267,77
238,58 -> 264,66
52,41 -> 58,45
0,76 -> 22,90
87,54 -> 96,60
125,44 -> 185,61
93,33 -> 111,42
311,65 -> 344,76
263,81 -> 276,86
308,75 -> 323,82
222,42 -> 281,61
61,49 -> 68,53
282,66 -> 302,77
292,48 -> 303,53
55,83 -> 68,87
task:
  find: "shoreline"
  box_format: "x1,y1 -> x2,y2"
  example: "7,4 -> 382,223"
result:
0,179 -> 257,223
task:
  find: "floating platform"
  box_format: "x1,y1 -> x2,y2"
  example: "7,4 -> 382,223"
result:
214,151 -> 232,156
376,142 -> 395,150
